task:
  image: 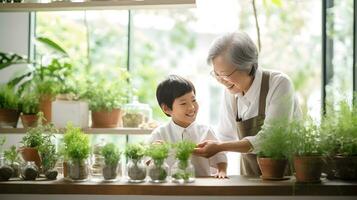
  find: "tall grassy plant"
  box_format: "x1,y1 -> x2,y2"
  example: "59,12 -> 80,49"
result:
101,143 -> 121,166
0,84 -> 19,110
124,143 -> 145,160
146,143 -> 169,166
174,140 -> 195,169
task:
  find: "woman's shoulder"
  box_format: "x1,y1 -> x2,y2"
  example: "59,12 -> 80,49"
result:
265,69 -> 293,87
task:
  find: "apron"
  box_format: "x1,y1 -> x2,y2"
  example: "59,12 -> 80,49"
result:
230,70 -> 270,176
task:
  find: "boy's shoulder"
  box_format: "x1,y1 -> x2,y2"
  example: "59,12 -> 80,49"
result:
151,121 -> 171,134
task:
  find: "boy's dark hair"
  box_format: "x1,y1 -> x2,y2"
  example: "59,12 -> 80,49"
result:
156,75 -> 196,116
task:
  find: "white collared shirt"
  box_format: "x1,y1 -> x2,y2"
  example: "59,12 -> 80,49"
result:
149,120 -> 227,177
216,68 -> 302,151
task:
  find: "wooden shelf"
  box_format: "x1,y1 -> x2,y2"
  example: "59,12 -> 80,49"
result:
0,175 -> 356,196
0,127 -> 152,134
0,0 -> 196,12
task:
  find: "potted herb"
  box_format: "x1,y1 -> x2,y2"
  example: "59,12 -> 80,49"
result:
101,143 -> 121,181
4,145 -> 21,178
256,120 -> 292,180
0,137 -> 13,181
322,101 -> 357,180
124,143 -> 146,183
20,90 -> 39,128
63,123 -> 91,181
20,112 -> 58,169
0,84 -> 20,128
171,140 -> 196,183
146,143 -> 169,183
290,120 -> 324,183
21,161 -> 39,181
38,139 -> 58,180
83,71 -> 129,128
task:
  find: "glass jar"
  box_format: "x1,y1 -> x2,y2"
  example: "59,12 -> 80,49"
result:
0,154 -> 13,181
102,161 -> 121,182
122,96 -> 152,128
91,138 -> 105,180
68,159 -> 89,182
126,158 -> 146,183
171,158 -> 195,183
148,159 -> 169,183
21,161 -> 39,181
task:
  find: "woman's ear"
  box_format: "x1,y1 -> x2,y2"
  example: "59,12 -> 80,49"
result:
161,104 -> 172,116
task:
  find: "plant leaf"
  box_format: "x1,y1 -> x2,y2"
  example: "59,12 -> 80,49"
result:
36,37 -> 68,56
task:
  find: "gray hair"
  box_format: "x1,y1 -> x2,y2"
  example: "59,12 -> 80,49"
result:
207,32 -> 259,75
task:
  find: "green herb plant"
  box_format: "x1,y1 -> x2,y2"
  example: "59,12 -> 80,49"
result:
172,140 -> 196,181
0,84 -> 19,110
146,143 -> 170,181
101,143 -> 121,166
63,123 -> 90,162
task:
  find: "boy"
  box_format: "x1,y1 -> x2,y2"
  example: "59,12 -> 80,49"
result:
149,75 -> 227,178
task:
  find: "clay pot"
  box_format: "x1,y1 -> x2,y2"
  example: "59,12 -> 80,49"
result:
91,108 -> 122,128
39,94 -> 53,123
334,155 -> 357,180
20,147 -> 42,169
20,114 -> 38,128
257,157 -> 288,179
294,155 -> 323,183
0,109 -> 20,128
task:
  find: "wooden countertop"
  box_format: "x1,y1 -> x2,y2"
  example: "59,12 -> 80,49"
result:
0,176 -> 356,196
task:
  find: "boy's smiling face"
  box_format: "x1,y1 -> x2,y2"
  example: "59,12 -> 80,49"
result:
162,91 -> 199,128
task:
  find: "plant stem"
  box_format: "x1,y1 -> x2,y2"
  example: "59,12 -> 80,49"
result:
252,0 -> 261,52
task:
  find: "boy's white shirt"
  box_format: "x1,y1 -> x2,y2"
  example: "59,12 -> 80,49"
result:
149,120 -> 227,177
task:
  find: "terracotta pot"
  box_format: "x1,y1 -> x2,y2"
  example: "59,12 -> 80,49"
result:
20,114 -> 38,128
91,108 -> 122,128
334,155 -> 357,180
294,155 -> 323,183
20,147 -> 42,169
39,94 -> 53,124
257,157 -> 287,179
0,109 -> 20,128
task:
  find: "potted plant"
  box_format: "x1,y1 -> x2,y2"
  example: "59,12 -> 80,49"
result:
4,145 -> 21,178
20,112 -> 58,169
290,120 -> 324,183
171,140 -> 196,183
322,101 -> 357,180
101,143 -> 121,181
124,143 -> 146,183
83,70 -> 130,128
0,136 -> 13,181
256,120 -> 292,180
0,84 -> 20,128
146,142 -> 169,183
38,138 -> 58,180
19,90 -> 39,128
63,123 -> 91,181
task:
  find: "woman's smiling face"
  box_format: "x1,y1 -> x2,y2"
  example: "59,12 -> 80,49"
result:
212,55 -> 252,94
163,91 -> 199,128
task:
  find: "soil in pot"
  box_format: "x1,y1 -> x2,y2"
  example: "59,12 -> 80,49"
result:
69,161 -> 89,181
103,164 -> 118,180
45,170 -> 58,180
21,162 -> 39,180
128,164 -> 146,182
0,165 -> 13,181
149,166 -> 167,182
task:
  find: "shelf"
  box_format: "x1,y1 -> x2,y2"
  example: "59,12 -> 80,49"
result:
0,175 -> 356,196
0,127 -> 152,134
0,0 -> 196,12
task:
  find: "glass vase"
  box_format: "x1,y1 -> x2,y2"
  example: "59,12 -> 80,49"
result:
126,158 -> 146,183
148,159 -> 169,183
171,158 -> 195,183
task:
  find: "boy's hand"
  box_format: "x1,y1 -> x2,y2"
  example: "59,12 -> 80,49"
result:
214,170 -> 228,179
153,140 -> 165,145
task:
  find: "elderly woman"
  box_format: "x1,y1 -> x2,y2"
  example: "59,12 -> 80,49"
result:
194,32 -> 301,176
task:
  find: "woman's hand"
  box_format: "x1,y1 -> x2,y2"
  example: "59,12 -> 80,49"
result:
193,140 -> 222,158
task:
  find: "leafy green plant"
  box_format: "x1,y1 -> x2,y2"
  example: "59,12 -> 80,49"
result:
174,140 -> 195,169
289,119 -> 325,157
124,143 -> 146,160
0,84 -> 19,110
101,143 -> 121,166
38,141 -> 58,172
63,123 -> 90,161
21,112 -> 58,148
146,143 -> 169,166
4,145 -> 20,165
20,91 -> 39,115
83,70 -> 130,112
257,120 -> 293,160
322,100 -> 357,156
